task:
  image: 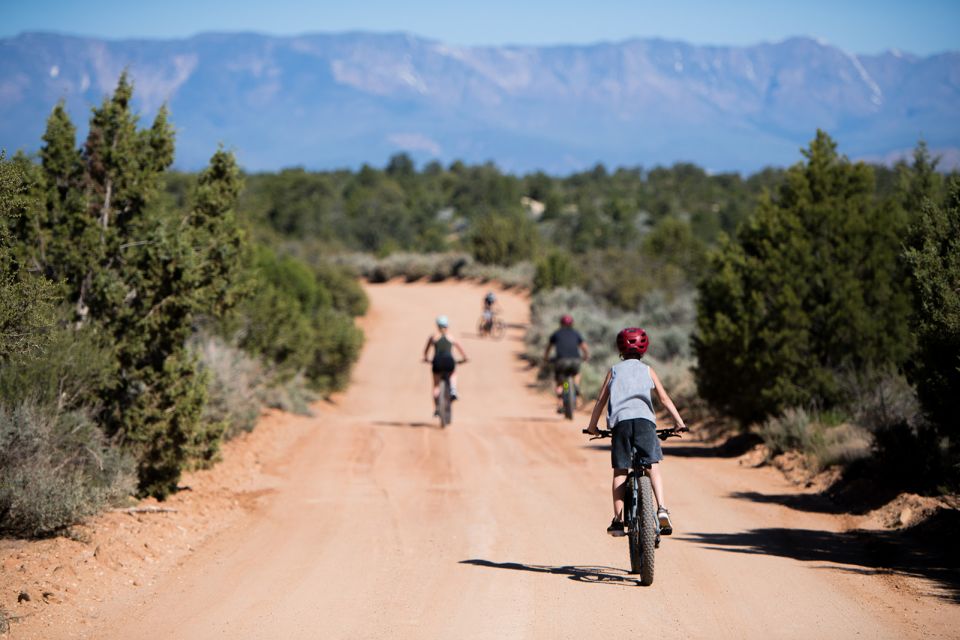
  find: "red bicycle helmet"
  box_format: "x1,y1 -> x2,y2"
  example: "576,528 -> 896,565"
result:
560,314 -> 574,327
616,327 -> 649,358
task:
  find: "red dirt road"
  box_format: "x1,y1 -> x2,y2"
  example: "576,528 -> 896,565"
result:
8,281 -> 959,639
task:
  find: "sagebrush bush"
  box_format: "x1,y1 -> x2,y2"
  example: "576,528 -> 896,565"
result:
760,407 -> 872,470
261,373 -> 318,416
525,287 -> 696,408
333,252 -> 472,283
0,402 -> 135,537
760,407 -> 820,457
191,334 -> 264,440
460,260 -> 534,289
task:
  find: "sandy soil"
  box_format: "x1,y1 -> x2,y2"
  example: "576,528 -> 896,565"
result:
3,280 -> 958,639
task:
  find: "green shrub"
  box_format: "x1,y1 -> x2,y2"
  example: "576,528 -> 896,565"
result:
0,402 -> 135,537
469,212 -> 537,266
305,308 -> 364,392
534,250 -> 581,292
0,319 -> 116,411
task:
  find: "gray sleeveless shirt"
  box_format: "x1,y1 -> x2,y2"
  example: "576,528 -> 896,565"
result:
606,359 -> 657,426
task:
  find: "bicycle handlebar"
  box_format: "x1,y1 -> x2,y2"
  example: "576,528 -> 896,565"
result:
582,427 -> 685,441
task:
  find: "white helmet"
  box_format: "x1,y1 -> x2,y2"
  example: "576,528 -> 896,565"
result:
436,315 -> 449,328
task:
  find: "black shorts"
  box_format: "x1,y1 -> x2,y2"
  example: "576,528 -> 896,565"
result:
553,357 -> 581,382
432,354 -> 456,375
611,418 -> 663,469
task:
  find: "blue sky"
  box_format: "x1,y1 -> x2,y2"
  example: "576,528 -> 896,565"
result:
2,0 -> 959,55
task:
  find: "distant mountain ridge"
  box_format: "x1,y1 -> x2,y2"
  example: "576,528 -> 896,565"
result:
1,31 -> 958,172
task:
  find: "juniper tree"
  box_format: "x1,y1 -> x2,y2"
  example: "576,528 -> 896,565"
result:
15,75 -> 248,497
903,179 -> 960,451
693,131 -> 912,424
0,154 -> 58,359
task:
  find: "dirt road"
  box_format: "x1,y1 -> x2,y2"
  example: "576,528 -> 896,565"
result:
47,281 -> 960,638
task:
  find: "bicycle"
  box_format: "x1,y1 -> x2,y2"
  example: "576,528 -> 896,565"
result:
433,360 -> 466,428
477,314 -> 505,340
552,359 -> 581,420
582,427 -> 683,585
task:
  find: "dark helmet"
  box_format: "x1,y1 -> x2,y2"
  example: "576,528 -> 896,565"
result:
616,327 -> 649,358
560,314 -> 574,327
485,291 -> 496,303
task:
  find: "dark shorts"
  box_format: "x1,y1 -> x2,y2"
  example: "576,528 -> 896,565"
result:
611,418 -> 663,469
432,354 -> 456,375
553,357 -> 581,382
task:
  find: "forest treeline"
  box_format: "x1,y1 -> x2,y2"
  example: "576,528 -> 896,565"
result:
1,76 -> 366,536
3,73 -> 958,537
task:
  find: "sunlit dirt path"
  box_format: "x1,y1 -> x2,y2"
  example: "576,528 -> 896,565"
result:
62,281 -> 960,638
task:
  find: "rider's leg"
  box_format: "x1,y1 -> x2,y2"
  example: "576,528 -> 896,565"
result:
432,373 -> 441,400
612,469 -> 629,519
449,371 -> 458,398
649,462 -> 665,509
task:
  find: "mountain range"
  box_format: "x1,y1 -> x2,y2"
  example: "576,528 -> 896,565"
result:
1,31 -> 958,173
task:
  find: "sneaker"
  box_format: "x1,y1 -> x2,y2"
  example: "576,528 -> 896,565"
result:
607,517 -> 626,537
657,507 -> 673,535
450,388 -> 458,401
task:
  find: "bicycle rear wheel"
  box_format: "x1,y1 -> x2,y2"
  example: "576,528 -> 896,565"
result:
477,316 -> 488,337
437,379 -> 450,428
490,319 -> 506,340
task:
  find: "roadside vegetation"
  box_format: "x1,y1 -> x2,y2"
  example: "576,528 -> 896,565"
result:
1,75 -> 366,536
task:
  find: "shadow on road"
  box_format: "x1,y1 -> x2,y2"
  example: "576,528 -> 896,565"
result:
661,432 -> 763,458
681,510 -> 960,602
372,420 -> 437,429
460,559 -> 643,587
729,490 -> 846,514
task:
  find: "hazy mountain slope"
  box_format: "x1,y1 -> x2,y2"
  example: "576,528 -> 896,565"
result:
1,32 -> 957,172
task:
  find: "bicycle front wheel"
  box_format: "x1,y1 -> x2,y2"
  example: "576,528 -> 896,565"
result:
437,379 -> 450,428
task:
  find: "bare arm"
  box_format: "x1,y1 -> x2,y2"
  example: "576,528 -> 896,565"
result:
585,369 -> 613,434
453,338 -> 468,362
543,341 -> 553,364
579,340 -> 590,361
650,367 -> 686,431
423,336 -> 433,362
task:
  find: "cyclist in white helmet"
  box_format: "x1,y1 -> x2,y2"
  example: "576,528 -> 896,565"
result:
423,315 -> 468,407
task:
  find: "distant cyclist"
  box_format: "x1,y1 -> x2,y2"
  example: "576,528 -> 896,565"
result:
542,314 -> 590,413
480,291 -> 501,334
423,315 -> 468,407
584,327 -> 687,538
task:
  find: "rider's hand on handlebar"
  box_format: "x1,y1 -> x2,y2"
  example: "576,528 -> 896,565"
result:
584,425 -> 599,436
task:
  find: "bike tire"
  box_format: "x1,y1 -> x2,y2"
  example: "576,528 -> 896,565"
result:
491,319 -> 506,340
437,379 -> 450,428
477,317 -> 488,338
638,474 -> 657,585
562,377 -> 576,420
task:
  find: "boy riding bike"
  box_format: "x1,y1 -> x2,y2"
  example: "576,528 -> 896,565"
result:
584,328 -> 686,537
